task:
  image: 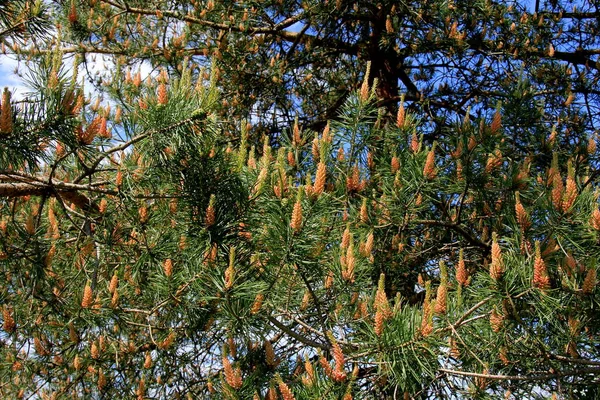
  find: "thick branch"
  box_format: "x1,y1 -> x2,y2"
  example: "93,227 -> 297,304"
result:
0,179 -> 104,212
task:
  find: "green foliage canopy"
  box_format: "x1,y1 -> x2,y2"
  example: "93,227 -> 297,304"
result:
1,1 -> 600,399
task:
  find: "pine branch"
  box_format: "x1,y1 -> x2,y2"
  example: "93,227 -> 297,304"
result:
439,367 -> 600,382
99,0 -> 308,34
267,316 -> 331,351
415,220 -> 491,252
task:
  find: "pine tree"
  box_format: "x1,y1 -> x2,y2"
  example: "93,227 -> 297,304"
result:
1,1 -> 600,399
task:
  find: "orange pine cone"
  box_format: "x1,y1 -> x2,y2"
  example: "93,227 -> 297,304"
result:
2,306 -> 15,333
313,162 -> 326,196
420,282 -> 433,336
343,240 -> 356,283
564,92 -> 574,106
364,231 -> 374,257
111,289 -> 119,308
292,120 -> 302,146
360,64 -> 370,102
224,263 -> 235,290
250,293 -> 264,314
374,308 -> 385,336
490,234 -> 504,281
449,337 -> 460,359
360,199 -> 369,224
115,170 -> 123,187
341,225 -> 351,249
532,242 -> 550,290
485,149 -> 503,173
0,88 -> 13,135
499,347 -> 510,366
312,137 -> 320,161
562,176 -> 578,212
222,356 -> 243,389
109,274 -> 118,294
515,195 -> 530,231
451,142 -> 463,159
81,283 -> 93,308
265,340 -> 278,367
163,259 -> 173,277
397,101 -> 405,128
138,205 -> 148,224
423,148 -> 436,180
375,274 -> 391,318
582,268 -> 597,294
410,134 -> 420,153
490,309 -> 503,332
551,173 -> 564,211
324,271 -> 334,289
590,208 -> 600,230
205,195 -> 216,226
157,83 -> 168,105
98,117 -> 109,138
385,15 -> 394,33
456,250 -> 469,286
331,338 -> 347,382
319,355 -> 334,379
303,358 -> 315,386
136,377 -> 145,399
73,354 -> 82,370
588,136 -> 597,154
97,368 -> 107,390
159,331 -> 177,349
490,110 -> 502,134
91,341 -> 99,359
434,283 -> 447,314
290,200 -> 303,232
278,378 -> 296,400
391,156 -> 400,173
347,165 -> 360,192
68,0 -> 78,23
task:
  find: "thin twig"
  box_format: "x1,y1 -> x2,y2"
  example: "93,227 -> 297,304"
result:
439,366 -> 600,381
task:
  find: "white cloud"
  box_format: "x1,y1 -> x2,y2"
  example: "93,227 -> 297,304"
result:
0,56 -> 30,100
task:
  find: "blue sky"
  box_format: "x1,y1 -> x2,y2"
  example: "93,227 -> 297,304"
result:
0,0 -> 553,100
0,56 -> 29,99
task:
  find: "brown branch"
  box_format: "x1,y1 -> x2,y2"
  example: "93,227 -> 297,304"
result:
450,296 -> 493,329
91,1 -> 360,58
546,353 -> 600,366
551,50 -> 600,71
267,316 -> 331,350
0,175 -> 109,212
439,366 -> 600,381
539,11 -> 600,20
415,220 -> 491,252
276,30 -> 359,55
466,36 -> 600,72
100,0 -> 306,34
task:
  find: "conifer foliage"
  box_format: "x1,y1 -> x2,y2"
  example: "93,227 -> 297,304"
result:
1,1 -> 600,399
